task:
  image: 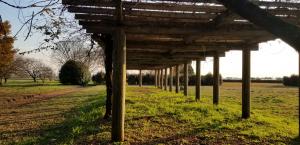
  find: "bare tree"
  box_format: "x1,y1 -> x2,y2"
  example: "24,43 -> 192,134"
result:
16,57 -> 53,82
0,0 -> 86,55
39,66 -> 54,83
51,36 -> 104,72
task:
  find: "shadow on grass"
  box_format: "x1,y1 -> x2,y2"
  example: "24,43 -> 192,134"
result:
289,136 -> 300,145
18,94 -> 109,145
1,83 -> 62,88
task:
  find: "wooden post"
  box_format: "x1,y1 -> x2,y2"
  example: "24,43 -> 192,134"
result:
176,65 -> 179,93
164,68 -> 168,91
155,70 -> 158,87
112,28 -> 126,142
156,69 -> 160,88
184,63 -> 188,96
169,67 -> 173,92
160,69 -> 164,89
196,59 -> 201,101
139,69 -> 142,87
242,48 -> 251,119
213,52 -> 220,105
298,52 -> 300,136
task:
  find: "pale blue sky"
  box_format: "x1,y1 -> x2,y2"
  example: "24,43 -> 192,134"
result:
1,1 -> 298,78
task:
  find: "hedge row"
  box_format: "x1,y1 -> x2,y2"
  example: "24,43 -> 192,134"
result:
283,75 -> 299,86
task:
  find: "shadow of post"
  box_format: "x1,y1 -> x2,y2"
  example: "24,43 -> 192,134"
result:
289,136 -> 300,145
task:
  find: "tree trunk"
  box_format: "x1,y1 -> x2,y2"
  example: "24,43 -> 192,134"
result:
33,77 -> 37,82
4,78 -> 7,84
217,0 -> 300,51
103,34 -> 114,119
92,33 -> 114,119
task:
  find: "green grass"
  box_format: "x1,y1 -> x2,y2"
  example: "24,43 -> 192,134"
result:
0,80 -> 299,144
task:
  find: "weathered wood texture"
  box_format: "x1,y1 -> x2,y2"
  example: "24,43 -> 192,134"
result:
157,70 -> 160,88
217,0 -> 300,51
242,48 -> 251,119
112,28 -> 126,142
164,68 -> 168,91
184,63 -> 188,96
155,70 -> 158,87
139,70 -> 142,87
160,69 -> 164,89
213,52 -> 220,105
299,52 -> 300,135
169,67 -> 173,92
176,65 -> 180,93
63,0 -> 300,70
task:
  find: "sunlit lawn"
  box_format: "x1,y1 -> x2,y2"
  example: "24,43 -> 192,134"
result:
0,80 -> 299,144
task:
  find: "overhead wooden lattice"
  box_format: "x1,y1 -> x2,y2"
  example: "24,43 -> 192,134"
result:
62,0 -> 300,69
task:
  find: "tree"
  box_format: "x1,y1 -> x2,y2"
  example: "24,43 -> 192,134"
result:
51,36 -> 104,72
16,57 -> 53,82
0,20 -> 15,85
179,63 -> 194,76
92,34 -> 113,119
283,75 -> 299,86
59,60 -> 91,86
39,65 -> 54,83
92,72 -> 105,85
0,56 -> 22,83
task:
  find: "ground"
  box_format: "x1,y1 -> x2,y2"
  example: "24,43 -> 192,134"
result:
0,80 -> 299,145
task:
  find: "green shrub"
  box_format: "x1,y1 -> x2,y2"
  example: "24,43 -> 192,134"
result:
92,72 -> 105,85
59,60 -> 91,86
283,75 -> 299,86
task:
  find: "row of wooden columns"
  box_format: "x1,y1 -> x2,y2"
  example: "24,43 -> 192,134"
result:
150,50 -> 250,119
152,64 -> 190,96
112,29 -> 252,141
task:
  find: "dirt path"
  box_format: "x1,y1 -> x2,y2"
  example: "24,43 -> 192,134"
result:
2,87 -> 85,109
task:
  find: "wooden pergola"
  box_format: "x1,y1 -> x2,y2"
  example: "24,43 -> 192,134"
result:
62,0 -> 300,142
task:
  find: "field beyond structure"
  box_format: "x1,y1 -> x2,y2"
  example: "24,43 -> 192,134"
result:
0,80 -> 299,144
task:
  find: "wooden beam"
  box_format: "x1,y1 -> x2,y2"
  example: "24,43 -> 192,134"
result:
210,9 -> 234,27
169,67 -> 173,92
126,41 -> 258,52
63,0 -> 225,12
184,62 -> 188,96
176,65 -> 180,94
68,6 -> 215,20
217,0 -> 300,51
125,33 -> 273,43
242,47 -> 251,119
112,28 -> 126,142
196,59 -> 201,101
75,14 -> 209,25
127,51 -> 226,60
213,52 -> 220,105
81,21 -> 273,37
127,64 -> 180,70
63,0 -> 300,10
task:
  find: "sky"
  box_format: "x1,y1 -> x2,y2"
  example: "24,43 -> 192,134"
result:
0,1 -> 299,78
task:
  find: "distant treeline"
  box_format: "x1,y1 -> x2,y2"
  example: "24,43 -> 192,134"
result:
92,72 -> 297,87
223,79 -> 282,83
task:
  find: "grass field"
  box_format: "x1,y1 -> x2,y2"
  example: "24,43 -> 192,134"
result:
0,80 -> 299,144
